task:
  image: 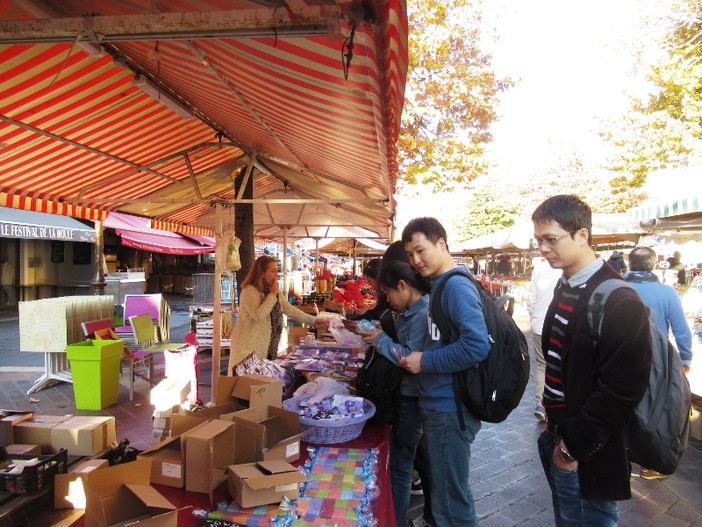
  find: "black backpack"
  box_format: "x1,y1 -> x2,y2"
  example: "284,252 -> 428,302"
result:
432,270 -> 530,425
588,279 -> 691,475
355,345 -> 405,424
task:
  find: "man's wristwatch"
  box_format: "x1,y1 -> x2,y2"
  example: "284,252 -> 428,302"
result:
558,441 -> 576,463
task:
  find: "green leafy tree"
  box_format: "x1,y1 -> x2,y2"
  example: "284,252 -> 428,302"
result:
398,0 -> 511,192
604,0 -> 702,193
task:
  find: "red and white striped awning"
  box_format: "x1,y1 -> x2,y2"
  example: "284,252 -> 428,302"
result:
0,1 -> 407,241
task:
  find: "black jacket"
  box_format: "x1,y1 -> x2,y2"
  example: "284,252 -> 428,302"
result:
542,264 -> 651,500
607,254 -> 627,274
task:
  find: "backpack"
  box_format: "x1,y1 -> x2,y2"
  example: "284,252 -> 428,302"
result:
432,270 -> 530,424
587,279 -> 691,475
355,345 -> 405,424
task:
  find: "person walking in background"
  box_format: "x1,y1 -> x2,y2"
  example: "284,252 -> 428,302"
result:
228,255 -> 324,372
496,255 -> 513,276
607,251 -> 627,275
625,246 -> 693,481
358,261 -> 434,527
527,257 -> 562,422
400,217 -> 490,527
666,250 -> 687,286
532,195 -> 651,526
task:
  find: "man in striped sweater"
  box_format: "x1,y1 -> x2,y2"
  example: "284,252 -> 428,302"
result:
531,195 -> 652,527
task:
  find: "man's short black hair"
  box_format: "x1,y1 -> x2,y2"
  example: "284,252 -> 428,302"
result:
401,217 -> 447,248
531,194 -> 593,245
629,246 -> 657,272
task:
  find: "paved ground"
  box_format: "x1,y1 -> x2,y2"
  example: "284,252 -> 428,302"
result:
1,298 -> 701,526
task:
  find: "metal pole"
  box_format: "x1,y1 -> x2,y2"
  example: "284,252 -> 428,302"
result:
93,220 -> 106,295
212,203 -> 223,401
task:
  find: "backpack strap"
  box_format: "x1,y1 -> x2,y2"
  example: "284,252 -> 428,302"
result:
587,278 -> 635,342
430,269 -> 481,431
431,269 -> 484,343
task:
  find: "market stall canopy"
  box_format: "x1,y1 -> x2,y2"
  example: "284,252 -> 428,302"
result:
0,205 -> 95,242
0,0 -> 408,241
627,194 -> 702,241
458,214 -> 644,253
317,237 -> 388,255
103,211 -> 214,255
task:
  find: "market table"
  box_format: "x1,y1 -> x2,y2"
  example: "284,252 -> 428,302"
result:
68,423 -> 395,527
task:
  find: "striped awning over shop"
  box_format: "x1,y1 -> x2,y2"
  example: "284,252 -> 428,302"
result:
627,194 -> 702,224
0,1 -> 408,241
104,212 -> 213,255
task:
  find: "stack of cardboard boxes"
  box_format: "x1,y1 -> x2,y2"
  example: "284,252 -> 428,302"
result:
141,374 -> 307,505
1,374 -> 308,526
0,375 -> 305,527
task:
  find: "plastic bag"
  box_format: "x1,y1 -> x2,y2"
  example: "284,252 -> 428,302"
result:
327,318 -> 365,347
293,376 -> 350,405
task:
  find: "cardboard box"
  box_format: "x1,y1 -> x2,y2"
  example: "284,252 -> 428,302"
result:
54,458 -> 109,509
224,405 -> 305,463
288,326 -> 312,346
228,460 -> 306,508
5,443 -> 41,456
84,458 -> 177,527
51,416 -> 116,456
186,375 -> 282,420
13,414 -> 72,453
150,377 -> 191,411
0,410 -> 33,446
139,419 -> 210,488
184,419 -> 257,502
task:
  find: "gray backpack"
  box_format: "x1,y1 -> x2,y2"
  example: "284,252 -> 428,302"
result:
588,279 -> 691,475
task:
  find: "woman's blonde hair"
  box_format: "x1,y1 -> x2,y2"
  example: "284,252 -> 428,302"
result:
241,255 -> 278,292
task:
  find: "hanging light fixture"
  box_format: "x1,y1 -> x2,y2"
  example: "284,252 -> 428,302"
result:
132,74 -> 193,120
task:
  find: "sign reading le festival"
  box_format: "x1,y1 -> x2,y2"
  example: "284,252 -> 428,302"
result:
0,221 -> 94,242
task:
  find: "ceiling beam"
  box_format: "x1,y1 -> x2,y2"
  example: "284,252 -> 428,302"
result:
0,9 -> 334,44
67,197 -> 389,205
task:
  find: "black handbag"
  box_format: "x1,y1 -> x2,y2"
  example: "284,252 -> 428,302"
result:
355,345 -> 405,424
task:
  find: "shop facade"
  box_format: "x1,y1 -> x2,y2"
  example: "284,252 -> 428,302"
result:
0,207 -> 97,307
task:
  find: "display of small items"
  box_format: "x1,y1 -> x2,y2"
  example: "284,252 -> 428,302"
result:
298,395 -> 367,421
276,344 -> 363,377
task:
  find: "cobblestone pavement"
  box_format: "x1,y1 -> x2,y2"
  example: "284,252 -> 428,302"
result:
1,300 -> 701,526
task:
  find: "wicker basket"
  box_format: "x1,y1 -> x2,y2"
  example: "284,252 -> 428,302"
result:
283,395 -> 375,444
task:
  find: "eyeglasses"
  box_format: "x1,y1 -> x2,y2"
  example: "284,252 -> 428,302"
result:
531,232 -> 573,249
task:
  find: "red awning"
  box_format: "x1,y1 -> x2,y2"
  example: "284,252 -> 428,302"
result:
182,233 -> 215,247
119,229 -> 213,255
103,212 -> 213,255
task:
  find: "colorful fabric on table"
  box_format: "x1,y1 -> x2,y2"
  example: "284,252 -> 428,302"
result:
204,447 -> 379,527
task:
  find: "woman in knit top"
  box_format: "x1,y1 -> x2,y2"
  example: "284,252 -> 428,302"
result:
228,255 -> 321,372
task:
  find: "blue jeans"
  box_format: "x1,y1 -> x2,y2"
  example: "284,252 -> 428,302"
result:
537,430 -> 620,527
421,406 -> 480,526
390,396 -> 433,527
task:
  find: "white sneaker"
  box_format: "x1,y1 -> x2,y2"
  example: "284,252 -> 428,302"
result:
412,515 -> 430,527
410,475 -> 423,496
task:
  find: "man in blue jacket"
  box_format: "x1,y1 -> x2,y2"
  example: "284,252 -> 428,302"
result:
400,217 -> 490,527
532,195 -> 651,526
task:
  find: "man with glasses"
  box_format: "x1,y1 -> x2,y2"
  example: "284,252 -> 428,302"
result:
531,194 -> 652,526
